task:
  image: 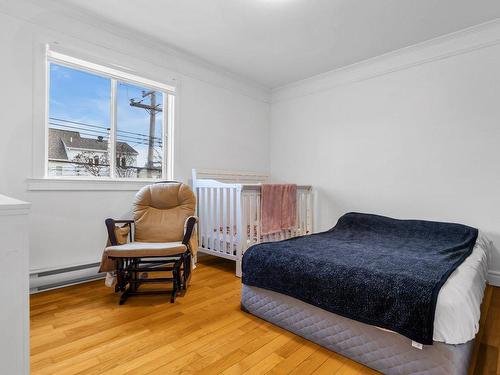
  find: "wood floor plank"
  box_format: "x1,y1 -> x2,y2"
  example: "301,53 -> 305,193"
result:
181,327 -> 271,374
288,347 -> 332,375
30,256 -> 500,375
311,353 -> 345,375
242,353 -> 284,375
222,335 -> 293,375
266,341 -> 318,374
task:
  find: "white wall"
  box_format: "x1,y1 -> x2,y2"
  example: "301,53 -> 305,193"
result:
3,0 -> 499,282
270,21 -> 500,284
0,1 -> 270,271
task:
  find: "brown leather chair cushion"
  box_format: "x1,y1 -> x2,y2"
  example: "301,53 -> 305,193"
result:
133,182 -> 196,243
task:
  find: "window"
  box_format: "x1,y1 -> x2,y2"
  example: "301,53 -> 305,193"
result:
46,51 -> 174,180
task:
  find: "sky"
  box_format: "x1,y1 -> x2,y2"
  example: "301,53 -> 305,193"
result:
49,63 -> 164,169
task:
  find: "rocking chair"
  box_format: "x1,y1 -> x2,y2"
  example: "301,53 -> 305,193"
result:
100,181 -> 198,304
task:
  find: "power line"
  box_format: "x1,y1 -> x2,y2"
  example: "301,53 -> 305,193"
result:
49,122 -> 163,147
50,118 -> 163,143
47,158 -> 161,171
49,117 -> 163,141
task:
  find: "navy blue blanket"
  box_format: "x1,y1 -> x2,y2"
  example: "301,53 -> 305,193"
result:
242,212 -> 478,344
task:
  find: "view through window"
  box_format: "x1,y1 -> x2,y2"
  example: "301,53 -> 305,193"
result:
47,61 -> 169,179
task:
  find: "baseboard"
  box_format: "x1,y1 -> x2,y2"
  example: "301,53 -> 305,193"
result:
30,262 -> 104,293
488,271 -> 500,287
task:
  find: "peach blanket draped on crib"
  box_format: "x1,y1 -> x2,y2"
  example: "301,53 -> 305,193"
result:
261,184 -> 297,235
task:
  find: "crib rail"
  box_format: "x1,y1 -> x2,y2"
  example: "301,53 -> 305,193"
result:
242,186 -> 313,246
196,180 -> 243,260
192,169 -> 313,276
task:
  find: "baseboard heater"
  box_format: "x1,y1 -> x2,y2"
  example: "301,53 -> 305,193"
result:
30,262 -> 105,293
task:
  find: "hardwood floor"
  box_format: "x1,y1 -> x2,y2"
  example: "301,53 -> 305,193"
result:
30,257 -> 500,375
475,283 -> 500,375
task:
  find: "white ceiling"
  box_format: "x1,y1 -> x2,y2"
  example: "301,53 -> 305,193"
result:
61,0 -> 500,88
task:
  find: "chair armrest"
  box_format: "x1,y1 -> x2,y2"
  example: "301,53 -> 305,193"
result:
112,220 -> 135,224
105,218 -> 134,246
182,216 -> 198,247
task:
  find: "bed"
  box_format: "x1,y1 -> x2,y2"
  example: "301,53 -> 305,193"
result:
240,213 -> 492,375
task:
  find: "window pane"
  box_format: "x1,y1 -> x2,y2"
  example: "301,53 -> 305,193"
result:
116,82 -> 164,179
48,63 -> 111,177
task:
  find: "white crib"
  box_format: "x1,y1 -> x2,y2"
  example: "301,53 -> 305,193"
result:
192,169 -> 313,276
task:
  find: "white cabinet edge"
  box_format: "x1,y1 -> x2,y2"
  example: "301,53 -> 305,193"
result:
0,195 -> 31,214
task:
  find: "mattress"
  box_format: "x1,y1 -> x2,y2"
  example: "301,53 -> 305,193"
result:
241,284 -> 474,375
242,231 -> 491,345
433,232 -> 490,344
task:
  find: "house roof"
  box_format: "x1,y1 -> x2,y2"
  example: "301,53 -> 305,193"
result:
48,128 -> 138,160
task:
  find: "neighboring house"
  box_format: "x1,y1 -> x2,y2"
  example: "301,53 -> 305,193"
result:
48,128 -> 139,177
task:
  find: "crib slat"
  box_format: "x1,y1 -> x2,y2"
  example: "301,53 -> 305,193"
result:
203,187 -> 208,248
229,188 -> 235,255
253,193 -> 258,244
206,187 -> 209,246
216,188 -> 221,252
198,188 -> 202,247
250,193 -> 255,246
294,190 -> 299,237
213,188 -> 216,244
198,187 -> 203,247
219,188 -> 223,251
256,193 -> 261,243
303,192 -> 308,234
236,188 -> 243,253
304,191 -> 308,234
243,194 -> 248,247
221,187 -> 225,253
246,193 -> 250,248
214,187 -> 219,252
300,191 -> 305,235
203,188 -> 210,249
251,193 -> 256,245
222,188 -> 228,254
305,191 -> 308,233
209,188 -> 216,250
296,191 -> 300,236
297,191 -> 301,236
307,188 -> 313,234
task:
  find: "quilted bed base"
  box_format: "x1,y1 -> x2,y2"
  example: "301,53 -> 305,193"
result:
241,285 -> 474,375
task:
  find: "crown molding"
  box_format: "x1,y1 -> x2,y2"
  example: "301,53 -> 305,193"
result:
0,0 -> 271,103
272,18 -> 500,103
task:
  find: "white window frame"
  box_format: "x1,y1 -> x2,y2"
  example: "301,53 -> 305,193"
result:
29,47 -> 177,190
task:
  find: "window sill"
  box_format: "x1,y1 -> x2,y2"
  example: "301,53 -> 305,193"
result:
26,178 -> 155,191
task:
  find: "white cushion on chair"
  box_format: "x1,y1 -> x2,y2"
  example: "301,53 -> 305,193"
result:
104,241 -> 186,258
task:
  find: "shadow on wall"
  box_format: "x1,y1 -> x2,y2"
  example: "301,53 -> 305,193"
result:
483,231 -> 500,284
312,187 -> 344,233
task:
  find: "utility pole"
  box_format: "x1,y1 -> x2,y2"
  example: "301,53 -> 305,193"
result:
130,91 -> 162,178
